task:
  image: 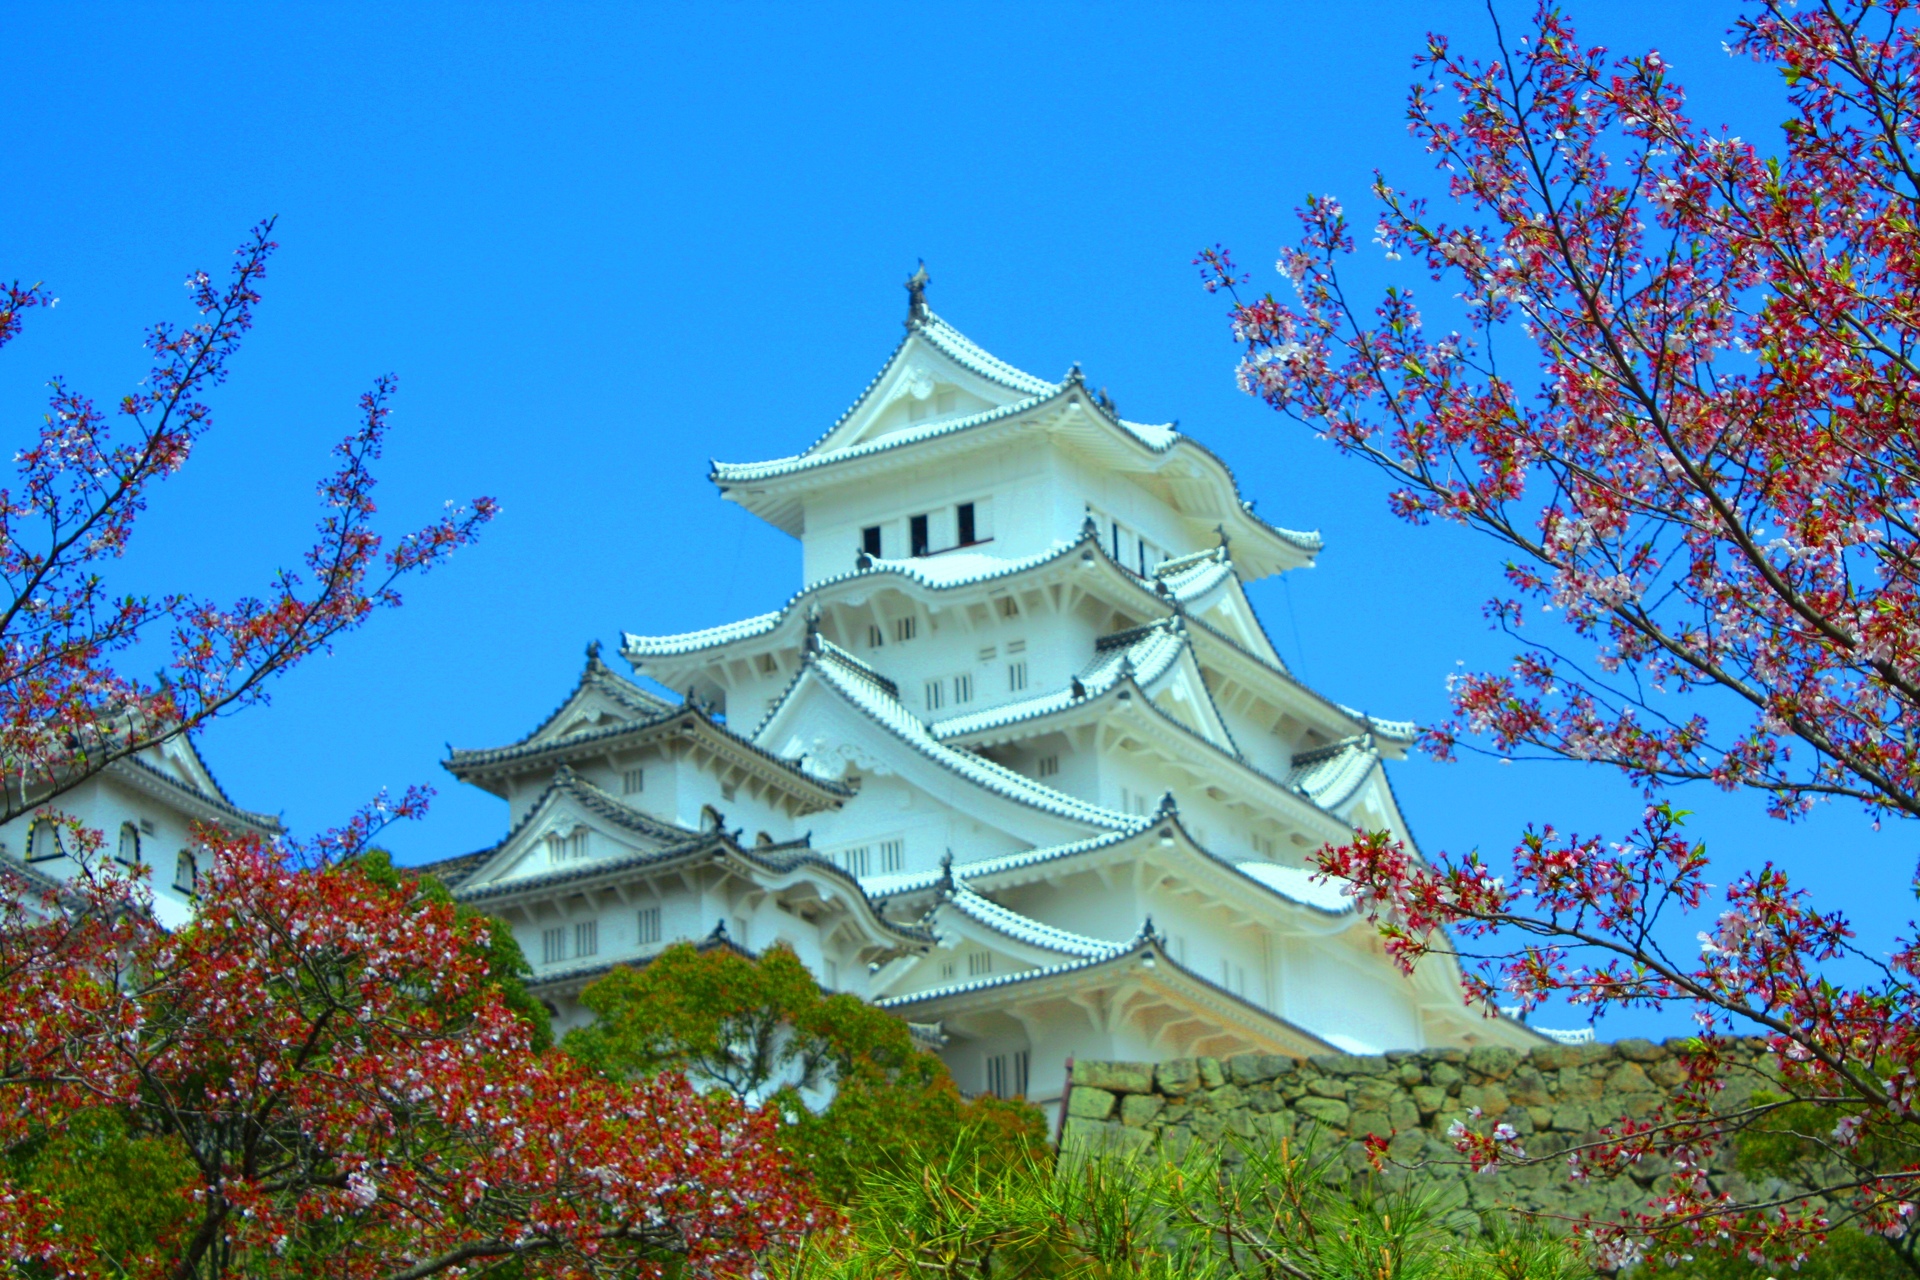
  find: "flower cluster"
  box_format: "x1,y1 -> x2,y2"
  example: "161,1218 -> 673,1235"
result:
1203,0 -> 1920,1267
0,820 -> 820,1277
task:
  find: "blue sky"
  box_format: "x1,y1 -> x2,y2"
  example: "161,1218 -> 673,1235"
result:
2,2 -> 1903,1037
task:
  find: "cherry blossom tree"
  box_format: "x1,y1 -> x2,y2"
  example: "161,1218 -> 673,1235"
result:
0,229 -> 821,1275
0,816 -> 821,1278
1200,0 -> 1920,1267
0,220 -> 495,823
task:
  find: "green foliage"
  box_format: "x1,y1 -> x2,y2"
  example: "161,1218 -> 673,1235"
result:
783,1135 -> 1593,1280
4,1108 -> 193,1273
358,847 -> 552,1051
567,941 -> 1047,1201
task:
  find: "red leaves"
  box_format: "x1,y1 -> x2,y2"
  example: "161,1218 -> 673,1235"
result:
0,221 -> 496,825
0,830 -> 819,1278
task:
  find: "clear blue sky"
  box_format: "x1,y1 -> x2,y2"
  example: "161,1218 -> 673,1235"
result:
2,2 -> 1901,1037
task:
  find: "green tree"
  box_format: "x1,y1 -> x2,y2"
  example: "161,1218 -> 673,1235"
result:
567,941 -> 1047,1201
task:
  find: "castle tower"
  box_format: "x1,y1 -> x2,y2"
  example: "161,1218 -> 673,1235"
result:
439,277 -> 1540,1117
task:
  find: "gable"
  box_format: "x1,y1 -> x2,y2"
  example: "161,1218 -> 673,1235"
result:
457,778 -> 692,891
808,321 -> 1051,458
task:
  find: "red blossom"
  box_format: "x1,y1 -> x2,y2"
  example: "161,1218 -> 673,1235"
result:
0,820 -> 821,1277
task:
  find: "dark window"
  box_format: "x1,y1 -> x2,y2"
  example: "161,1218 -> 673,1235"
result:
910,514 -> 930,557
862,525 -> 883,556
1111,521 -> 1121,558
1138,539 -> 1146,576
957,502 -> 976,546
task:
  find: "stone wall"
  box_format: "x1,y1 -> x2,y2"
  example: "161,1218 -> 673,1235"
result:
1060,1040 -> 1778,1221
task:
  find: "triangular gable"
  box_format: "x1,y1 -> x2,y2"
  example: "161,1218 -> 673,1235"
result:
807,311 -> 1057,457
142,734 -> 225,800
755,646 -> 1133,848
1194,577 -> 1284,669
1137,639 -> 1238,755
521,645 -> 674,749
455,770 -> 693,890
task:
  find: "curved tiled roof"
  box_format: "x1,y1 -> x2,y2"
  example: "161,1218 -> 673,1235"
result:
112,755 -> 282,835
623,540 -> 1087,662
875,932 -> 1341,1055
1285,737 -> 1384,811
930,617 -> 1191,740
942,883 -> 1121,958
861,814 -> 1355,921
783,638 -> 1143,833
716,392 -> 1055,486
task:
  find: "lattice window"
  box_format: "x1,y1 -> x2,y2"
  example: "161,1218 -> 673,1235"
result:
623,768 -> 645,795
1008,661 -> 1028,692
878,839 -> 904,873
574,920 -> 598,958
542,928 -> 566,965
636,905 -> 662,945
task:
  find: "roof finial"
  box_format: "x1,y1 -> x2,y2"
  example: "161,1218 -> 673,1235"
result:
1155,790 -> 1178,818
935,848 -> 957,896
708,917 -> 730,944
1094,387 -> 1119,417
586,638 -> 602,662
1214,523 -> 1232,554
905,261 -> 930,325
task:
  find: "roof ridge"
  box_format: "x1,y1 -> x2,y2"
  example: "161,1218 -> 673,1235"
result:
789,641 -> 1141,831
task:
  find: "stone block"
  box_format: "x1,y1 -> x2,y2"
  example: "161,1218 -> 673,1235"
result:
1073,1060 -> 1154,1094
1529,1045 -> 1578,1071
1062,1117 -> 1151,1155
1157,1058 -> 1202,1094
1197,1056 -> 1226,1089
1465,1046 -> 1519,1081
1227,1052 -> 1272,1086
1307,1077 -> 1351,1100
1351,1109 -> 1392,1138
1208,1083 -> 1245,1112
1605,1062 -> 1654,1094
1295,1096 -> 1351,1130
1614,1037 -> 1666,1063
1527,1105 -> 1554,1131
1506,1066 -> 1550,1107
1647,1057 -> 1687,1089
1248,1087 -> 1286,1114
1309,1052 -> 1386,1076
1551,1102 -> 1591,1133
1068,1086 -> 1117,1120
1120,1093 -> 1165,1128
1398,1062 -> 1425,1085
1458,1084 -> 1510,1117
1411,1085 -> 1447,1117
1388,1094 -> 1421,1132
1255,1108 -> 1296,1142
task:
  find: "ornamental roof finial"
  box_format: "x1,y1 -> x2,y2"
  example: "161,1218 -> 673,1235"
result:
586,638 -> 602,662
905,261 -> 930,325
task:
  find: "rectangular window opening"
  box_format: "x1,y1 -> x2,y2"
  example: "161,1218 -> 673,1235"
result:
879,838 -> 904,873
623,768 -> 645,795
924,679 -> 944,711
575,920 -> 599,958
953,673 -> 972,704
968,952 -> 993,976
957,502 -> 977,546
997,595 -> 1019,619
986,1054 -> 1008,1098
1008,660 -> 1028,692
542,927 -> 566,966
1015,1050 -> 1030,1097
1037,754 -> 1059,778
867,623 -> 885,648
893,615 -> 917,643
637,905 -> 662,946
862,525 -> 883,556
909,514 -> 930,557
841,846 -> 871,877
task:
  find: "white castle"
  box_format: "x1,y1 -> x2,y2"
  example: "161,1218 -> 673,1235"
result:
433,275 -> 1540,1115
